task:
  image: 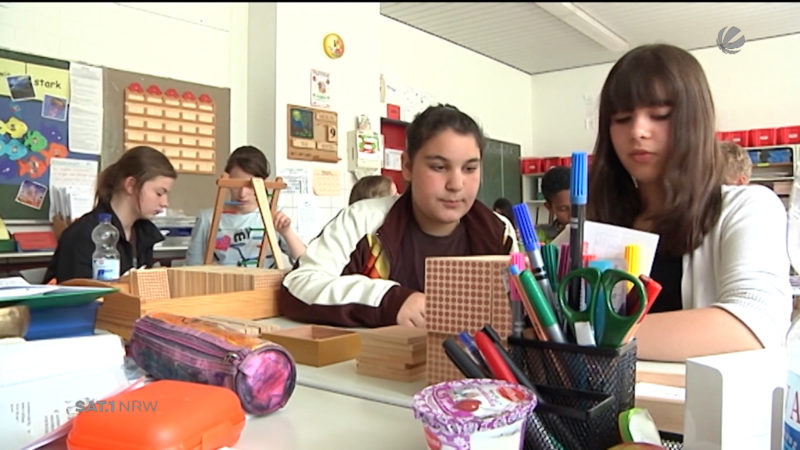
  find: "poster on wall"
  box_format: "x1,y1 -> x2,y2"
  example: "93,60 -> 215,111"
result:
0,52 -> 99,218
310,69 -> 330,108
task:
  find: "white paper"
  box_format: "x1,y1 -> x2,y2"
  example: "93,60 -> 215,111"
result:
384,148 -> 403,171
0,334 -> 128,449
551,220 -> 660,276
277,168 -> 309,195
48,158 -> 97,220
0,277 -> 58,298
295,194 -> 319,243
67,63 -> 103,155
68,63 -> 103,107
68,105 -> 103,155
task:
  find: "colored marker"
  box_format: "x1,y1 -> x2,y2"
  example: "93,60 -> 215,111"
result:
568,151 -> 588,310
518,268 -> 567,343
474,331 -> 517,383
511,204 -> 561,323
442,338 -> 485,379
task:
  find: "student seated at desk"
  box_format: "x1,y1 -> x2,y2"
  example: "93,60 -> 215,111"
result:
279,104 -> 517,328
537,166 -> 571,243
719,140 -> 752,186
45,146 -> 177,283
587,44 -> 791,361
348,174 -> 398,205
185,146 -> 306,267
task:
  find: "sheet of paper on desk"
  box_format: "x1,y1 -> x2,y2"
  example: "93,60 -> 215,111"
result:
551,221 -> 660,275
0,334 -> 130,449
0,277 -> 58,298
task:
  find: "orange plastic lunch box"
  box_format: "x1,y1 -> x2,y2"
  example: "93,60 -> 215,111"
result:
67,379 -> 245,449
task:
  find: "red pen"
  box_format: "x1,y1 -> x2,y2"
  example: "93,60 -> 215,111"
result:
473,331 -> 517,383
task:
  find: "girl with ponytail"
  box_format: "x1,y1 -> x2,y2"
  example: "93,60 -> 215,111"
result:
46,146 -> 177,282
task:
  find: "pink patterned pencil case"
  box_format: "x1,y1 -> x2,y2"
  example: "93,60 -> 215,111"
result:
129,312 -> 296,415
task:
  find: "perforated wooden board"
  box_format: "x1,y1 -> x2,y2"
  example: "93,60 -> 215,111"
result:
130,268 -> 170,302
425,256 -> 512,339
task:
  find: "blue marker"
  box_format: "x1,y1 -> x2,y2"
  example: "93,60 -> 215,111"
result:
511,203 -> 562,327
568,152 -> 588,310
457,331 -> 492,377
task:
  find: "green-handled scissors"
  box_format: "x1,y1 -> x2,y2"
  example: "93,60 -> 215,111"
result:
556,267 -> 646,348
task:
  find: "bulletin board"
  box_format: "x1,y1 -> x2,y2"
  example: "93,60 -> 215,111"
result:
103,68 -> 230,217
0,48 -> 99,220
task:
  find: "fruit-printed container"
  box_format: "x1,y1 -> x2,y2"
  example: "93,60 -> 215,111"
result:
412,378 -> 537,450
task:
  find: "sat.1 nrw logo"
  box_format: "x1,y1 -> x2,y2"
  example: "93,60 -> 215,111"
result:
717,26 -> 745,54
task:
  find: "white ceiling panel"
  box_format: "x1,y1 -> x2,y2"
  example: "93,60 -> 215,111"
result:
380,2 -> 800,74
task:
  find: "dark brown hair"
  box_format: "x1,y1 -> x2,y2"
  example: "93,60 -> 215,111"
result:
225,145 -> 270,178
96,146 -> 177,204
349,175 -> 394,205
405,104 -> 484,163
587,44 -> 722,256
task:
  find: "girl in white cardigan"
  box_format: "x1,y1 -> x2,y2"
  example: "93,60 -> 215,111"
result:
587,44 -> 791,361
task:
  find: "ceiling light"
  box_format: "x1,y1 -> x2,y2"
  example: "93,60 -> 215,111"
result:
535,2 -> 630,52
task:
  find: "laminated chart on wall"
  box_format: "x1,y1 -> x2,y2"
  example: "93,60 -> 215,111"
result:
123,83 -> 216,174
0,49 -> 100,220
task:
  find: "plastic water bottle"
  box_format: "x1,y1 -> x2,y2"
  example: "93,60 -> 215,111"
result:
91,213 -> 120,281
784,177 -> 800,449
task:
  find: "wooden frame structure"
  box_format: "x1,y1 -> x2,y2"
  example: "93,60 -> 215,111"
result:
204,175 -> 288,269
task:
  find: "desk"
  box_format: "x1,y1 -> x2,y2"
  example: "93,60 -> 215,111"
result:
237,385 -> 424,450
0,245 -> 188,275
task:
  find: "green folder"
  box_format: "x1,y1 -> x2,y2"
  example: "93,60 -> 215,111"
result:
0,286 -> 118,309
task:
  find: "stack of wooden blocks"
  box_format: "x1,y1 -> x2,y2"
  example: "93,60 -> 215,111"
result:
355,325 -> 428,382
89,265 -> 287,339
425,255 -> 513,385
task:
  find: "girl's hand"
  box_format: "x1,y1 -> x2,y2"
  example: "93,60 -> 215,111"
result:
397,292 -> 426,328
273,211 -> 291,232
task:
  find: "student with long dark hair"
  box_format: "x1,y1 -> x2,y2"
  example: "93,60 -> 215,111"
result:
587,44 -> 791,361
46,146 -> 177,282
279,104 -> 517,328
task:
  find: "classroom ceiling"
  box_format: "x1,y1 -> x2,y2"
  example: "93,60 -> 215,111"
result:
379,2 -> 800,74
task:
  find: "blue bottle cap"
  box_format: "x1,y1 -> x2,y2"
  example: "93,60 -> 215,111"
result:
98,213 -> 112,223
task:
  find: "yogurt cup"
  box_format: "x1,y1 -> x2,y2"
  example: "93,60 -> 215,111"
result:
412,378 -> 537,450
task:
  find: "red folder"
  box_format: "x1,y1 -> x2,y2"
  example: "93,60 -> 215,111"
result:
13,231 -> 57,251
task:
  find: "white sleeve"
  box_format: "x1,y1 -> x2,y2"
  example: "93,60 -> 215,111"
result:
713,186 -> 792,348
185,211 -> 210,266
281,202 -> 399,308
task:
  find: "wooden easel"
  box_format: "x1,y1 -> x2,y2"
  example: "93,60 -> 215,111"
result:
204,174 -> 288,270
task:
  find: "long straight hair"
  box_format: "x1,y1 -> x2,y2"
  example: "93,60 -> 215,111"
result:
96,146 -> 177,205
587,44 -> 722,256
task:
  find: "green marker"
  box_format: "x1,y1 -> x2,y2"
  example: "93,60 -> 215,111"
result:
516,267 -> 566,343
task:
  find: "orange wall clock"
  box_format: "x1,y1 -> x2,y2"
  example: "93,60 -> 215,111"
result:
323,33 -> 345,59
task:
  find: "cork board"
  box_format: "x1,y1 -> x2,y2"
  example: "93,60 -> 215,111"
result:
103,68 -> 230,217
286,104 -> 339,163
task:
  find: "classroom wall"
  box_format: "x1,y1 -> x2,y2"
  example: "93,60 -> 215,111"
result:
378,16 -> 534,153
271,2 -> 382,242
0,3 -> 231,88
530,34 -> 800,157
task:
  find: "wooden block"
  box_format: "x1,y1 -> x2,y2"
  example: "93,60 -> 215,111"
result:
426,256 -> 513,339
357,325 -> 427,345
636,361 -> 685,388
262,325 -> 360,367
426,332 -> 463,386
130,268 -> 170,302
198,315 -> 267,336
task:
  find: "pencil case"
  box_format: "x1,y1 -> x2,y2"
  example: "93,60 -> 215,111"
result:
128,312 -> 296,415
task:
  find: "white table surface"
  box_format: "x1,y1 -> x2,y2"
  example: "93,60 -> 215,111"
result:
257,317 -> 427,408
236,385 -> 426,450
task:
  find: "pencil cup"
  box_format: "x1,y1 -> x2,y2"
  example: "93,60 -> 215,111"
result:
508,337 -> 637,450
522,384 -> 615,450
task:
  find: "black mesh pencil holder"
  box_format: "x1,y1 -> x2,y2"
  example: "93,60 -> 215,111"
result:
523,384 -> 616,450
509,337 -> 637,450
